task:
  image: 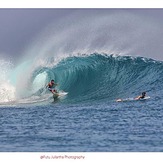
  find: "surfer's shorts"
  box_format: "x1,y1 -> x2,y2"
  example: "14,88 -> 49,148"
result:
48,88 -> 53,91
48,88 -> 56,92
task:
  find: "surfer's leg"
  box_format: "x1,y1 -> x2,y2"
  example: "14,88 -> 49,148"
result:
116,99 -> 122,102
48,88 -> 54,94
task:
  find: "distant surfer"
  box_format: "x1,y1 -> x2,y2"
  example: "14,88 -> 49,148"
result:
116,92 -> 147,102
46,80 -> 58,94
135,92 -> 146,100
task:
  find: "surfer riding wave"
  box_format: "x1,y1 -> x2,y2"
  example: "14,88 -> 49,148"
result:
46,79 -> 58,94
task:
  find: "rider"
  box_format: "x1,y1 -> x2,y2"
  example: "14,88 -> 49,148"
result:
116,92 -> 147,102
135,92 -> 146,100
46,79 -> 58,94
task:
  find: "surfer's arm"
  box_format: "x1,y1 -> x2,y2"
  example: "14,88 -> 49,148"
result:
135,96 -> 141,100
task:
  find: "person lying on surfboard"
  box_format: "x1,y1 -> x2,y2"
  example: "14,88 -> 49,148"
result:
135,92 -> 146,100
116,92 -> 147,102
46,79 -> 58,94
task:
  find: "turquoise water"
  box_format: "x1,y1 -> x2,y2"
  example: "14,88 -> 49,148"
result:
0,54 -> 163,151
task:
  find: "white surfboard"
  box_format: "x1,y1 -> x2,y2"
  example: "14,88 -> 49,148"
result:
53,91 -> 68,99
139,96 -> 150,100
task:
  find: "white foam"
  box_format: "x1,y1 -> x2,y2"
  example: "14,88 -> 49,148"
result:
0,59 -> 16,103
0,82 -> 16,103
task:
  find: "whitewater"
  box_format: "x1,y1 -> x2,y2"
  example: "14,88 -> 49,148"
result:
0,9 -> 163,152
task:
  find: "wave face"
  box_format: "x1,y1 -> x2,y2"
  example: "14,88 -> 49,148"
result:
45,54 -> 163,102
2,53 -> 162,104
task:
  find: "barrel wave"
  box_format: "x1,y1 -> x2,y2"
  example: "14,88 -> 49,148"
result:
42,54 -> 163,102
2,53 -> 162,104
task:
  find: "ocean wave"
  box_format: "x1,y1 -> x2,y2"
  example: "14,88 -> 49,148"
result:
29,53 -> 163,103
1,53 -> 163,104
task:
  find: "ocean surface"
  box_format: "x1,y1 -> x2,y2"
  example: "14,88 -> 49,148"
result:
0,54 -> 163,152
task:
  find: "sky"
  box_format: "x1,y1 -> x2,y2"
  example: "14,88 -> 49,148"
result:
0,9 -> 73,59
0,9 -> 163,61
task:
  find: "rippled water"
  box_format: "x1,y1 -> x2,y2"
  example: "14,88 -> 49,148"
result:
1,97 -> 163,152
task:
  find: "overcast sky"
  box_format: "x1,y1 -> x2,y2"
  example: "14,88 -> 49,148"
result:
0,9 -> 74,58
0,9 -> 163,61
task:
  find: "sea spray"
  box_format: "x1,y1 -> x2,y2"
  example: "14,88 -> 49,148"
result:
0,59 -> 15,103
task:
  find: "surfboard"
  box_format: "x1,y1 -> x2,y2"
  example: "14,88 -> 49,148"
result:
116,96 -> 150,102
53,91 -> 68,99
138,96 -> 150,100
